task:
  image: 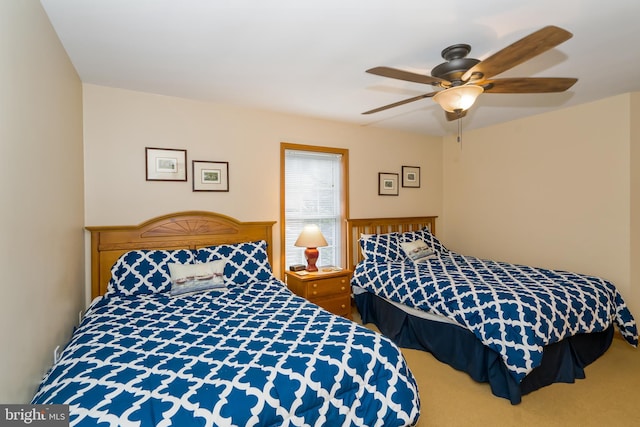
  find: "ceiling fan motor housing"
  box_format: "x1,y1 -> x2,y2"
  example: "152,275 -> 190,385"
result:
431,44 -> 480,85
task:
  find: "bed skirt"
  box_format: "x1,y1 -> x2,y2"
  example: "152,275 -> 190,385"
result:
354,290 -> 614,404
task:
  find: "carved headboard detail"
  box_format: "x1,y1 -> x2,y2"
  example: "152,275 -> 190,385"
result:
86,211 -> 276,299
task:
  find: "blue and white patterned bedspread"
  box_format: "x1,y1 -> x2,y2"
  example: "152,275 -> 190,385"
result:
352,253 -> 638,382
32,280 -> 420,426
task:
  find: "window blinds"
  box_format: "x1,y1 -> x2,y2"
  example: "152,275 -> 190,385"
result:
284,150 -> 342,268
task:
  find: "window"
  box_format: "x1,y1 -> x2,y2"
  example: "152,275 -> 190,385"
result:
280,143 -> 349,274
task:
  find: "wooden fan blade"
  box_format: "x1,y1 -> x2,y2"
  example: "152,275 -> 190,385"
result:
362,92 -> 438,115
367,66 -> 447,86
482,77 -> 577,93
446,110 -> 467,121
462,26 -> 573,82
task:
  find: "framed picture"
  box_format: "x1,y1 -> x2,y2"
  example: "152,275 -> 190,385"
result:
193,160 -> 229,192
402,166 -> 421,188
378,172 -> 399,196
145,147 -> 187,181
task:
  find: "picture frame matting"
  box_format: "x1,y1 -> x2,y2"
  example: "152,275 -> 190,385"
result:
378,172 -> 399,196
402,166 -> 421,188
193,160 -> 229,192
145,147 -> 187,181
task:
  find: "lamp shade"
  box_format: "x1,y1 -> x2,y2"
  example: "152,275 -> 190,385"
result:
294,224 -> 328,248
433,85 -> 484,113
294,224 -> 328,272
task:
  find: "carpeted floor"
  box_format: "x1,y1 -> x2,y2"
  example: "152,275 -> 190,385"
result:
353,308 -> 640,427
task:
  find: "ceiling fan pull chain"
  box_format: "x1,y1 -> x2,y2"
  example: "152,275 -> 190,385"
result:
456,110 -> 463,147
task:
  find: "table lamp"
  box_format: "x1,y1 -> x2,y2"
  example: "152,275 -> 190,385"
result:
294,224 -> 328,272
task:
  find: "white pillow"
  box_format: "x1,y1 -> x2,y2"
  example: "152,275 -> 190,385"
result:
400,240 -> 437,264
168,261 -> 226,297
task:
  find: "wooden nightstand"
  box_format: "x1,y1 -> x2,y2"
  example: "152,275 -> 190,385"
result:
284,268 -> 352,319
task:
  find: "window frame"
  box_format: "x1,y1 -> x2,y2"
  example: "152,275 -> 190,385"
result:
279,142 -> 349,277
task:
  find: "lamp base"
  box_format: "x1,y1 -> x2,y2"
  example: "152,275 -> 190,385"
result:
304,247 -> 319,272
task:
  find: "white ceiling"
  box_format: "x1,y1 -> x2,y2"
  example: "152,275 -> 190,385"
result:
40,0 -> 640,136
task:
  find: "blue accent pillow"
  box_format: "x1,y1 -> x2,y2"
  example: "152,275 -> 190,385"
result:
107,249 -> 196,297
196,240 -> 274,285
399,227 -> 449,255
360,232 -> 404,263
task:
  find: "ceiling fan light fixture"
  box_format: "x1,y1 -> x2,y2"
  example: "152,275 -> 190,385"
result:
433,85 -> 484,113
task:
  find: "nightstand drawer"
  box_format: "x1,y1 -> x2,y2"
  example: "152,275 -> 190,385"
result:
305,276 -> 350,298
315,295 -> 351,318
284,269 -> 352,319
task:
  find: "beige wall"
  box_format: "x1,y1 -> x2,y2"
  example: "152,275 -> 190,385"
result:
0,1 -> 84,402
83,84 -> 442,279
631,93 -> 639,320
442,94 -> 638,316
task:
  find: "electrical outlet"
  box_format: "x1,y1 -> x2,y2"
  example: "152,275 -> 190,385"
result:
53,345 -> 61,365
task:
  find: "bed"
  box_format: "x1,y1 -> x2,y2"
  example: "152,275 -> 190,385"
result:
32,211 -> 420,426
346,216 -> 638,404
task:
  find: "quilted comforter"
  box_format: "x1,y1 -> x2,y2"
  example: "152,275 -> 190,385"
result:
352,253 -> 638,383
32,279 -> 420,426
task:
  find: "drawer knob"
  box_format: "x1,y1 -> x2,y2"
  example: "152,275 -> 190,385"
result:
341,304 -> 346,309
312,291 -> 317,295
341,286 -> 346,291
312,283 -> 318,288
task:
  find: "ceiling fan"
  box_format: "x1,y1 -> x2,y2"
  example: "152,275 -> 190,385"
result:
363,26 -> 578,121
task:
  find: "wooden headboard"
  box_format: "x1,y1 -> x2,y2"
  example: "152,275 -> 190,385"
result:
346,216 -> 438,271
86,211 -> 276,299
